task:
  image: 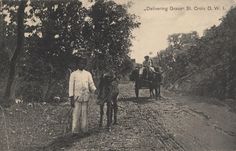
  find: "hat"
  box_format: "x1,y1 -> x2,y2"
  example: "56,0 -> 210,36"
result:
103,71 -> 115,81
73,55 -> 87,64
144,55 -> 149,59
78,57 -> 87,63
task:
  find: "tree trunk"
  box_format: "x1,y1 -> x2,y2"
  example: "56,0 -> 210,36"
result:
44,78 -> 56,101
0,0 -> 4,50
3,1 -> 27,106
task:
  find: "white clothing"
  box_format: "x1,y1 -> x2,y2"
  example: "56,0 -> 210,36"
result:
68,69 -> 96,133
139,67 -> 155,75
72,101 -> 88,133
69,69 -> 96,101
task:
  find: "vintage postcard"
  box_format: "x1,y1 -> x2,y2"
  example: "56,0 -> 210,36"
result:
0,0 -> 236,150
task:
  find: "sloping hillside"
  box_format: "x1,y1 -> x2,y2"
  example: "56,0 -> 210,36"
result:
154,7 -> 236,99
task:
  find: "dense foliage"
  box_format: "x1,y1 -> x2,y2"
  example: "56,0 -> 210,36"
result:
155,7 -> 236,99
1,0 -> 139,102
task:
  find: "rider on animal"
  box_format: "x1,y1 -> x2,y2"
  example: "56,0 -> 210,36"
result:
139,55 -> 155,79
130,56 -> 163,99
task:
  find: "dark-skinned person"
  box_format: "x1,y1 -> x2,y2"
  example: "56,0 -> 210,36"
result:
69,56 -> 96,134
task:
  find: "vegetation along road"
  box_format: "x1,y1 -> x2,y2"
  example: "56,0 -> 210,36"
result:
1,82 -> 236,151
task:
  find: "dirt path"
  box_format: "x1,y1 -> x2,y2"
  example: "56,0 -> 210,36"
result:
1,82 -> 236,151
58,82 -> 236,151
161,91 -> 236,151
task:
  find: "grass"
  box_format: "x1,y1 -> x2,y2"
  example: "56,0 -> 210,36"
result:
0,102 -> 72,151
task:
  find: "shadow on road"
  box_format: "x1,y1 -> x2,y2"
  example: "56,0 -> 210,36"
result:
21,128 -> 101,151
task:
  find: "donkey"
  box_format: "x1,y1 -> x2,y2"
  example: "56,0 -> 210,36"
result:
130,67 -> 162,99
149,71 -> 162,99
97,72 -> 119,132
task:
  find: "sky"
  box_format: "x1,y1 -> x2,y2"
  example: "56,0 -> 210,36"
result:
111,0 -> 236,63
3,0 -> 236,63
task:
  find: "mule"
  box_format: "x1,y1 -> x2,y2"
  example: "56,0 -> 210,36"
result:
149,71 -> 162,99
130,68 -> 162,99
97,72 -> 119,132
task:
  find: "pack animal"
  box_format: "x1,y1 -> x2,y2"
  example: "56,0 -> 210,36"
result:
130,67 -> 162,99
97,72 -> 119,132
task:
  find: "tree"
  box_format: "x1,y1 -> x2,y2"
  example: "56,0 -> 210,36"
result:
167,31 -> 199,51
22,0 -> 139,100
18,0 -> 89,101
156,7 -> 236,99
0,2 -> 8,80
86,0 -> 140,76
3,0 -> 27,106
1,0 -> 140,102
1,3 -> 18,82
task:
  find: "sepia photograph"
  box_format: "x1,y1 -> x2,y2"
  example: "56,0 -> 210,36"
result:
0,0 -> 236,150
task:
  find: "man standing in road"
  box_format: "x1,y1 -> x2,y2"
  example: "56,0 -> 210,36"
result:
69,56 -> 97,134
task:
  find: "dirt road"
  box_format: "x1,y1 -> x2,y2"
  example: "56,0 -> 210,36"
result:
1,82 -> 236,151
55,82 -> 236,151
